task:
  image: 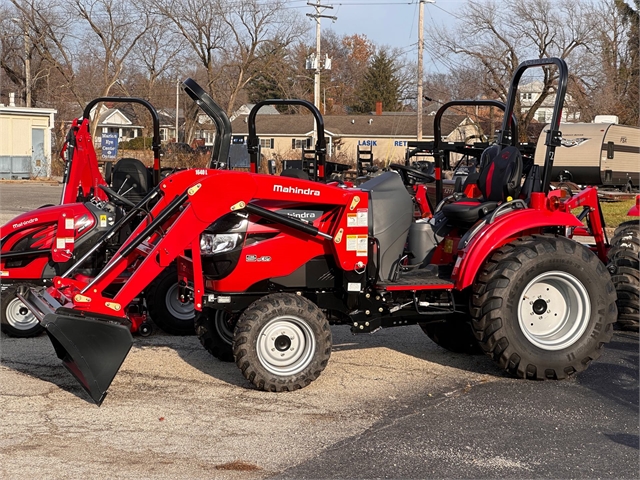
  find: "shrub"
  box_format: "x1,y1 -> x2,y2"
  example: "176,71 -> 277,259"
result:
119,137 -> 153,150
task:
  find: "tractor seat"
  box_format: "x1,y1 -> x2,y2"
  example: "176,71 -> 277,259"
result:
441,145 -> 523,225
111,157 -> 152,204
441,199 -> 499,223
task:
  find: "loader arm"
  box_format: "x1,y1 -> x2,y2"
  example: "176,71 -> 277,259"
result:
19,169 -> 367,404
45,170 -> 367,317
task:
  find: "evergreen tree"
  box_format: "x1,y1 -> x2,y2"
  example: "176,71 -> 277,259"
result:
350,50 -> 401,113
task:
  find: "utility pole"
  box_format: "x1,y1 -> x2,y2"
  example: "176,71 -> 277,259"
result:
417,0 -> 435,141
306,3 -> 336,145
175,79 -> 179,143
11,17 -> 31,107
24,28 -> 31,108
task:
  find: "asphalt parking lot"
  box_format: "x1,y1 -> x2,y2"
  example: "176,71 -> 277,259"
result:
1,182 -> 638,479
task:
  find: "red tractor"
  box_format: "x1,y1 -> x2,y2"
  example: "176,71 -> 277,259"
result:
19,58 -> 620,405
0,79 -> 232,337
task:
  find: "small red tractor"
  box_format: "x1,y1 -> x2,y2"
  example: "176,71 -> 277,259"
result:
19,58 -> 621,405
1,79 -> 232,337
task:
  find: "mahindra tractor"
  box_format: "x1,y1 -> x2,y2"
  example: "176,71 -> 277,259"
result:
18,58 -> 620,405
0,79 -> 232,337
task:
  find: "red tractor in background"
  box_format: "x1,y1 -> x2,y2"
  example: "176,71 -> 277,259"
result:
17,58 -> 625,405
0,79 -> 232,337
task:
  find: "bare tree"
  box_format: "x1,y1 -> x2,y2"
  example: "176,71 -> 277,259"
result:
428,0 -> 597,138
147,0 -> 305,115
582,0 -> 639,124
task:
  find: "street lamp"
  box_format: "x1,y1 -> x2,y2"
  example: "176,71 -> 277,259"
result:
11,17 -> 31,108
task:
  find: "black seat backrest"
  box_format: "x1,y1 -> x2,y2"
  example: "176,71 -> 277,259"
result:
477,145 -> 523,201
359,172 -> 414,282
111,158 -> 152,204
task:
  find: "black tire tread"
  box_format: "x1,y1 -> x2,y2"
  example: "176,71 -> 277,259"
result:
233,293 -> 331,392
195,310 -> 235,362
608,222 -> 640,332
472,235 -> 617,380
145,264 -> 195,335
0,284 -> 44,337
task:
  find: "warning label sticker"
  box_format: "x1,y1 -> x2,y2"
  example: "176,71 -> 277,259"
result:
346,234 -> 368,256
99,214 -> 107,228
346,235 -> 357,251
347,213 -> 358,227
357,209 -> 368,227
356,236 -> 368,256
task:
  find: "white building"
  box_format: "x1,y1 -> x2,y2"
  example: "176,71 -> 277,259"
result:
0,104 -> 56,179
520,80 -> 580,123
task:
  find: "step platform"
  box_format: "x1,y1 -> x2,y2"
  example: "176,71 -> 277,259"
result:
379,267 -> 454,291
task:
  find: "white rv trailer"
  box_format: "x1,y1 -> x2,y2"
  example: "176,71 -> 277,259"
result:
534,123 -> 640,189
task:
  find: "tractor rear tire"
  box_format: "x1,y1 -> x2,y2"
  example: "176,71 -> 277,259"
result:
471,235 -> 617,380
146,265 -> 195,336
607,220 -> 639,332
1,284 -> 44,337
419,315 -> 483,354
233,293 -> 332,392
195,309 -> 236,362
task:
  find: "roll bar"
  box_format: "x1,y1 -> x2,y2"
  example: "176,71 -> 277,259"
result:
247,100 -> 327,181
83,97 -> 162,186
499,57 -> 568,194
181,79 -> 232,169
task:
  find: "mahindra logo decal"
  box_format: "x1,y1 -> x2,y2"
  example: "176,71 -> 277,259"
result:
12,217 -> 38,229
274,184 -> 320,196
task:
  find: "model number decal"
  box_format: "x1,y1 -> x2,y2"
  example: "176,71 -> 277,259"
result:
246,255 -> 272,263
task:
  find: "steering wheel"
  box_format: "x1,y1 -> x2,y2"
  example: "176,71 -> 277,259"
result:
98,184 -> 136,209
389,163 -> 435,185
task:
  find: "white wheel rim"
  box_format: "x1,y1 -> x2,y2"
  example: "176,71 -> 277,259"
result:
165,283 -> 194,321
256,315 -> 316,376
214,310 -> 234,345
518,271 -> 591,351
5,297 -> 38,331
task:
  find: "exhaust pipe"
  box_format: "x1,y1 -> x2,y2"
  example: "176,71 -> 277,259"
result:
17,288 -> 133,405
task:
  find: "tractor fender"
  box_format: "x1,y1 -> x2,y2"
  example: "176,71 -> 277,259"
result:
454,208 -> 584,290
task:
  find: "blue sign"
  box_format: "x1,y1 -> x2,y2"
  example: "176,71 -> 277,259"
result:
101,133 -> 119,159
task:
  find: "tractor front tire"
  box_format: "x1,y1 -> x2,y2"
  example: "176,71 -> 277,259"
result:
607,220 -> 639,332
233,293 -> 332,392
195,309 -> 236,362
146,265 -> 195,335
1,284 -> 44,337
419,315 -> 483,354
472,235 -> 616,380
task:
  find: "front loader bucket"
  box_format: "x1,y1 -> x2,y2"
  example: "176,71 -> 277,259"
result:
41,311 -> 133,405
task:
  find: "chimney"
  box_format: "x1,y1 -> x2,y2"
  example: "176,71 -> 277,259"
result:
9,93 -> 16,107
375,101 -> 382,116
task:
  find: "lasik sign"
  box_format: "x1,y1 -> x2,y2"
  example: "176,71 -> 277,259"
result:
357,140 -> 377,146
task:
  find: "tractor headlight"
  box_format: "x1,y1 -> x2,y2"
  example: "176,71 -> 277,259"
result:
200,233 -> 241,256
